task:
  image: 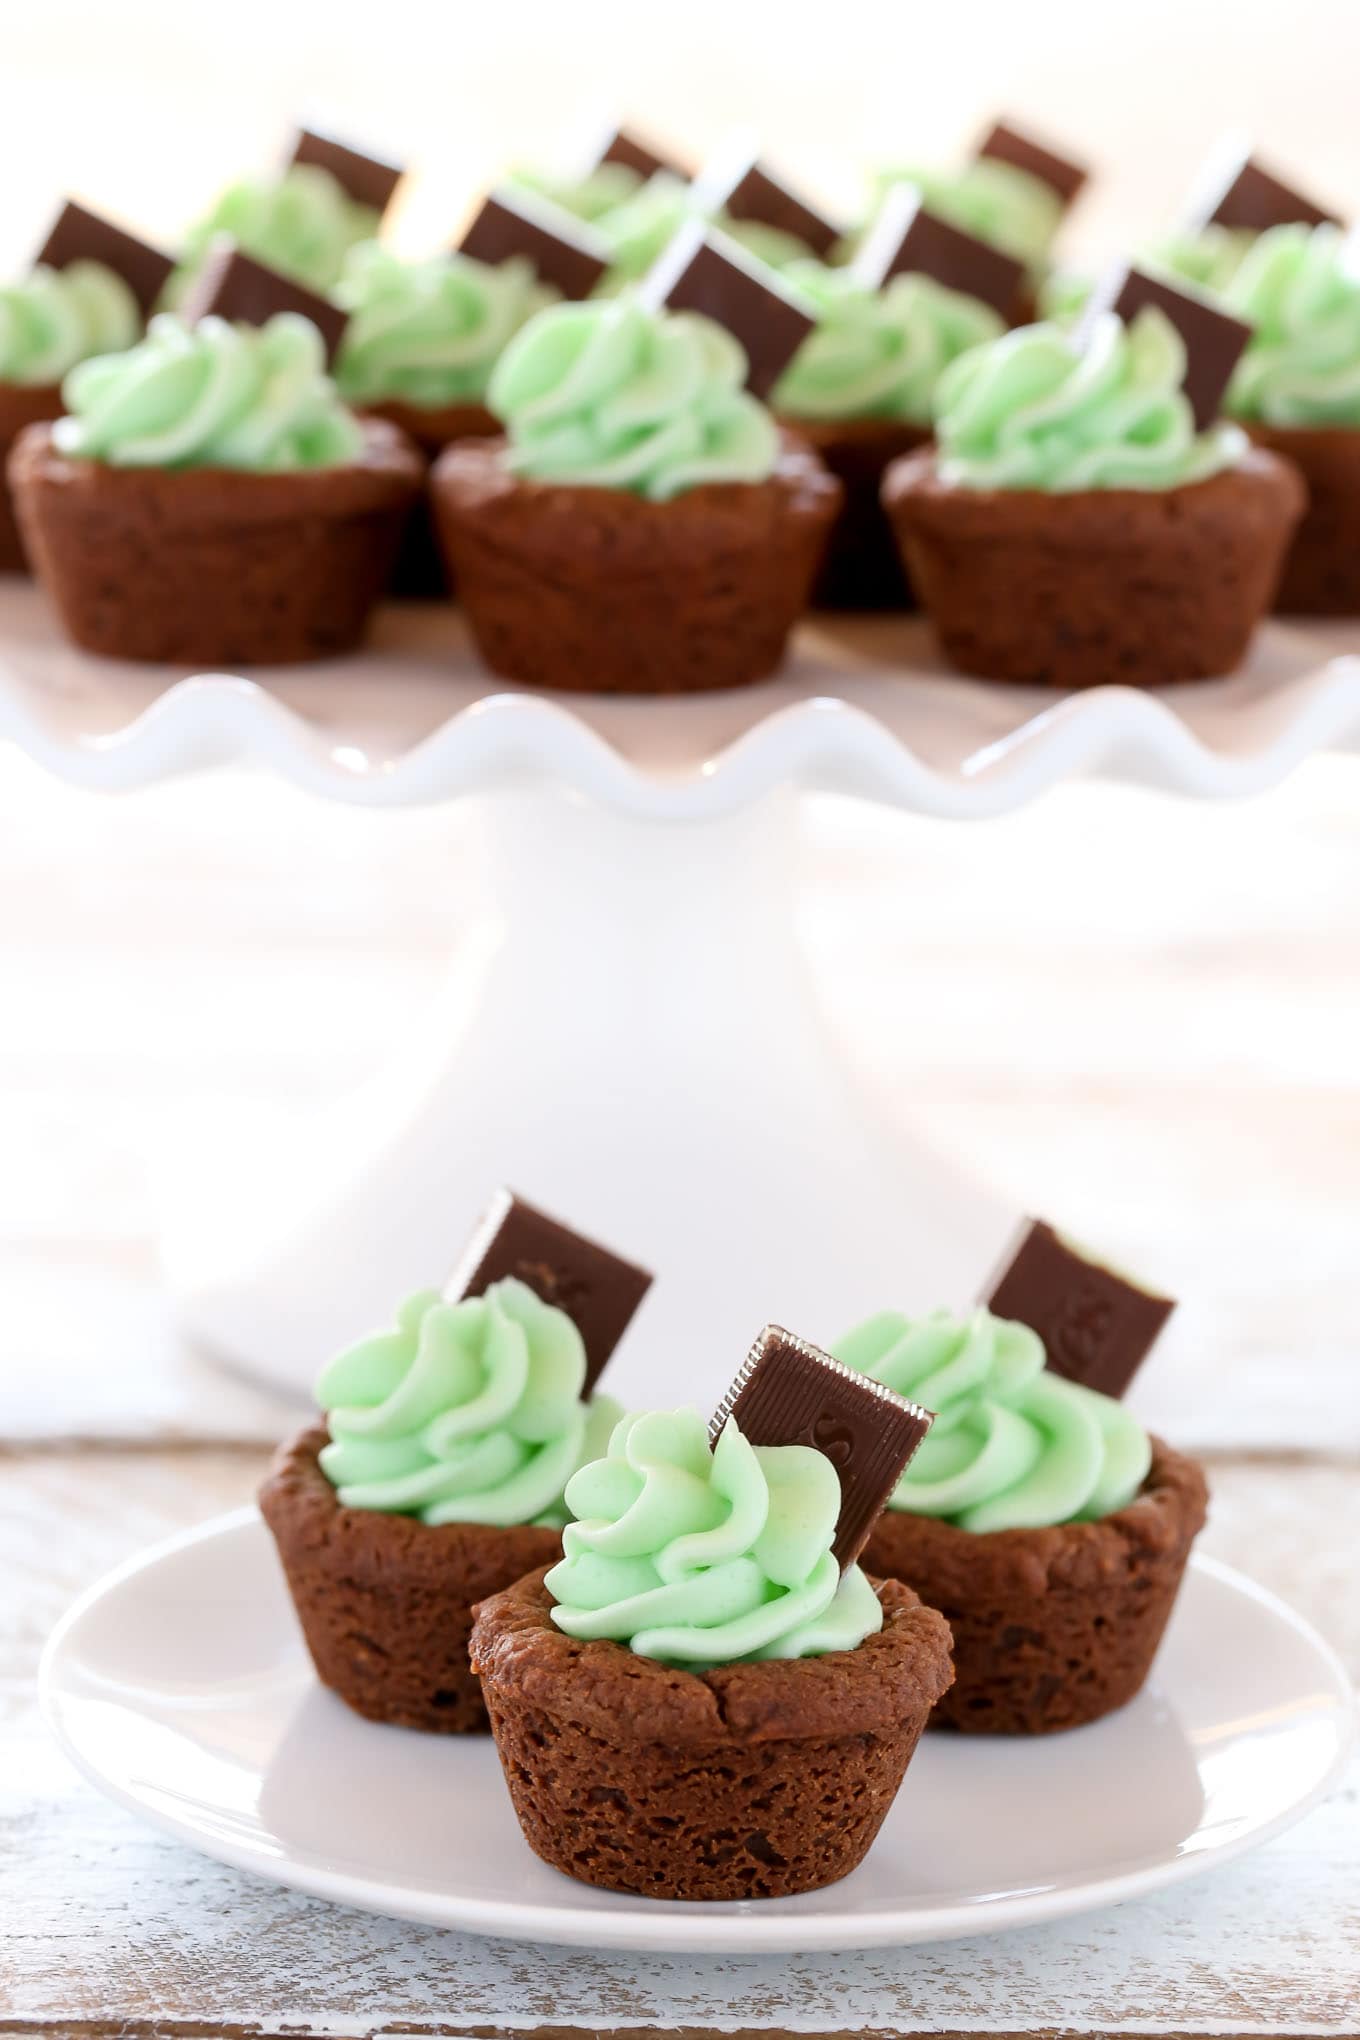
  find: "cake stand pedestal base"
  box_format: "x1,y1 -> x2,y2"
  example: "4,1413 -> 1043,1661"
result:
163,785 -> 1011,1401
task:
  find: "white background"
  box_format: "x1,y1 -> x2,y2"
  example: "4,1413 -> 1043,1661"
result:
0,0 -> 1355,269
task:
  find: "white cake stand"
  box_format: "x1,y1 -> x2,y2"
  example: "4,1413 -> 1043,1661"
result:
4,582 -> 1359,1400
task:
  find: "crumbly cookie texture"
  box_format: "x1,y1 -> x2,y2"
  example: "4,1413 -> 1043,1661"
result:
470,1567 -> 953,1900
260,1423 -> 562,1734
863,1437 -> 1208,1733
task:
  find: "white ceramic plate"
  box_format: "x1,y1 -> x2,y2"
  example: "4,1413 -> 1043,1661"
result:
40,1508 -> 1353,1954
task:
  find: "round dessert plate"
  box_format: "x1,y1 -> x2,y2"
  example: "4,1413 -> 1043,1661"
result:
41,1509 -> 1353,1954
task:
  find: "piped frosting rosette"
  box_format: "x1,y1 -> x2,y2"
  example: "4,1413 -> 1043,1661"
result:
53,312 -> 364,470
933,305 -> 1247,491
334,243 -> 556,408
774,260 -> 1004,423
317,1276 -> 622,1528
546,1408 -> 884,1665
488,293 -> 779,498
0,261 -> 140,386
833,1306 -> 1151,1533
1226,223 -> 1360,427
175,162 -> 379,298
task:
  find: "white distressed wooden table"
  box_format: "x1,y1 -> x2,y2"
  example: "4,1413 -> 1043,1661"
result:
3,746 -> 1358,2037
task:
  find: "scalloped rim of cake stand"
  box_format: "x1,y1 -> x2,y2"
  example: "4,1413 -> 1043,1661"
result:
1,599 -> 1358,820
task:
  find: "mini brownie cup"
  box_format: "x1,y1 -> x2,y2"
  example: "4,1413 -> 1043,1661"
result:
834,1306 -> 1207,1735
11,311 -> 421,664
771,265 -> 1004,608
0,258 -> 141,569
346,403 -> 497,599
261,1278 -> 624,1734
1224,223 -> 1360,613
262,1423 -> 563,1733
0,387 -> 65,571
471,1408 -> 952,1900
883,305 -> 1304,687
431,293 -> 840,694
333,242 -> 554,595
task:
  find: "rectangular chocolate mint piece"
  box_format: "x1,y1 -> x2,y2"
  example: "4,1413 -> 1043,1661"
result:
1081,264 -> 1252,430
178,244 -> 349,364
641,221 -> 816,398
986,1218 -> 1174,1400
975,119 -> 1088,207
446,1188 -> 652,1391
711,1324 -> 932,1571
458,187 -> 610,300
1195,149 -> 1340,234
291,127 -> 403,216
697,146 -> 842,259
853,183 -> 1024,318
35,200 -> 174,319
597,127 -> 684,183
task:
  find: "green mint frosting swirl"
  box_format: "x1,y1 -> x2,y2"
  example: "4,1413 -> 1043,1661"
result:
335,242 -> 555,407
317,1276 -> 623,1528
719,218 -> 820,272
488,293 -> 779,498
547,1408 -> 884,1667
774,260 -> 1004,423
594,173 -> 697,286
53,312 -> 364,470
513,171 -> 818,292
1149,225 -> 1256,298
512,161 -> 645,225
833,1307 -> 1151,1534
1035,268 -> 1094,327
176,163 -> 379,297
874,160 -> 1063,264
0,261 -> 140,387
935,306 -> 1246,491
1225,223 -> 1360,427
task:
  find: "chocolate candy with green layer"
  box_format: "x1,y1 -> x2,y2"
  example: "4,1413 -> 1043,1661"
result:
291,127 -> 403,215
457,188 -> 611,300
712,1323 -> 932,1570
696,140 -> 843,259
35,201 -> 174,318
1193,148 -> 1341,234
853,183 -> 1025,318
986,1217 -> 1175,1399
446,1188 -> 652,1390
642,221 -> 816,398
975,119 -> 1088,206
1079,263 -> 1252,428
595,126 -> 688,183
178,244 -> 349,363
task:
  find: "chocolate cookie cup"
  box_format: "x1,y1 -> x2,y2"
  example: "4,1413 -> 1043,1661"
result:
471,1566 -> 953,1899
779,415 -> 928,608
0,385 -> 63,570
882,443 -> 1305,687
11,416 -> 422,664
1244,423 -> 1360,613
431,431 -> 839,693
863,1437 -> 1207,1734
261,1423 -> 562,1734
359,396 -> 497,598
261,1198 -> 649,1735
